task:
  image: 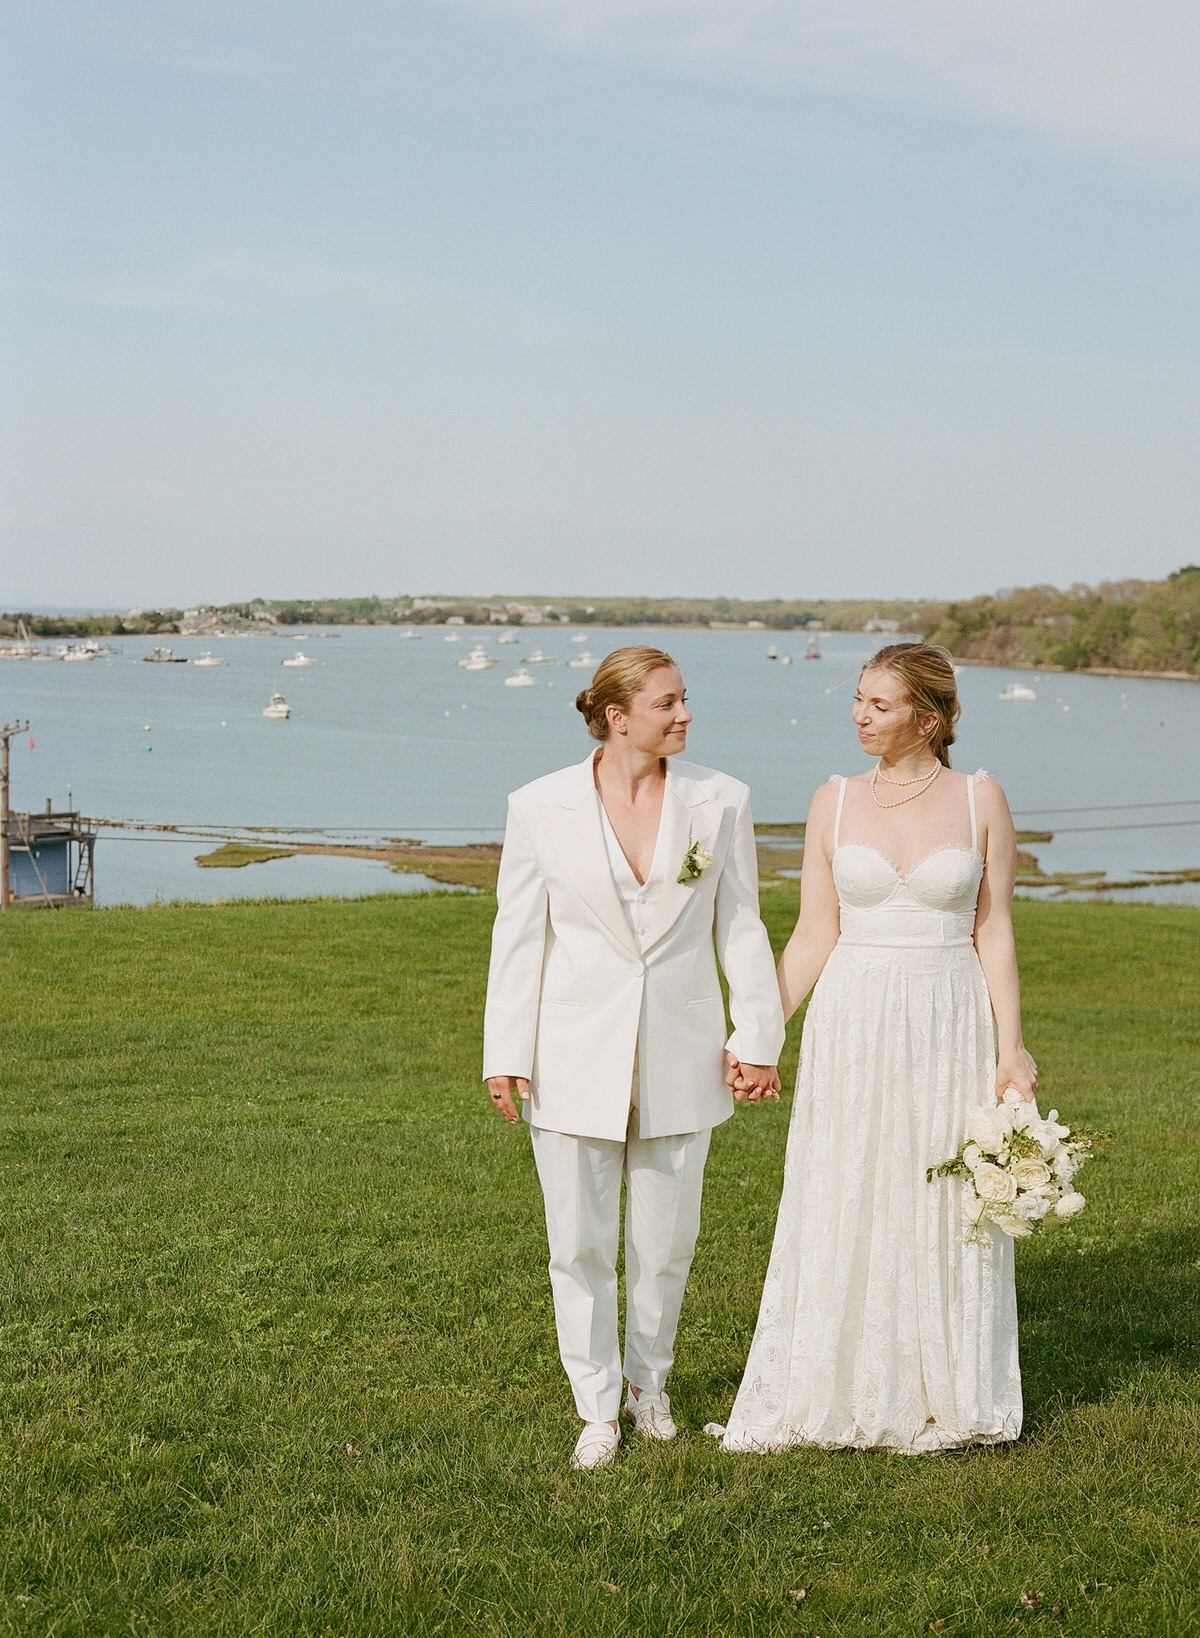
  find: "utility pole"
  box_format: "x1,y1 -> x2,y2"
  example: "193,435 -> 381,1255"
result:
0,720 -> 30,911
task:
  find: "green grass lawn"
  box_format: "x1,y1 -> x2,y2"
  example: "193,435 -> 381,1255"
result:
0,890 -> 1197,1637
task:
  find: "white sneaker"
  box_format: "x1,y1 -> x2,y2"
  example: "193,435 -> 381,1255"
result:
623,1388 -> 677,1441
570,1423 -> 621,1471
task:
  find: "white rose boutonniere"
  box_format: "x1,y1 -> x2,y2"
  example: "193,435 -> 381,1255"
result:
677,827 -> 715,885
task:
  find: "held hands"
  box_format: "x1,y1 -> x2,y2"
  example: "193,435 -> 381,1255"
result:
994,1047 -> 1038,1104
486,1075 -> 529,1124
725,1053 -> 781,1104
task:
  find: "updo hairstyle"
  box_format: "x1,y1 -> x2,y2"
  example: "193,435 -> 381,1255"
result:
576,645 -> 678,742
864,641 -> 960,766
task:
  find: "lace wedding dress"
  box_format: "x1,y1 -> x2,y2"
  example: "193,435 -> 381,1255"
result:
722,771 -> 1022,1453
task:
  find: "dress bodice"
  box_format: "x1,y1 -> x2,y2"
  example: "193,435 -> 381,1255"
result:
829,772 -> 988,948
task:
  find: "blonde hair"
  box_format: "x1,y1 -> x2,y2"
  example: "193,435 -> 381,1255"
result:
863,641 -> 960,765
575,645 -> 678,741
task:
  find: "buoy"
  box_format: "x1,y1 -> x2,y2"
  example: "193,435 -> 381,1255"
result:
28,736 -> 34,749
144,724 -> 151,732
143,745 -> 153,752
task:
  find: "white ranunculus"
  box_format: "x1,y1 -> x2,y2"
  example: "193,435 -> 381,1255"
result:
1011,1157 -> 1053,1192
972,1162 -> 1019,1204
1054,1191 -> 1086,1220
966,1107 -> 1013,1156
1012,1192 -> 1051,1222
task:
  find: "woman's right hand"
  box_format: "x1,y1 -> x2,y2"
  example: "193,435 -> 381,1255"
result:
486,1076 -> 529,1124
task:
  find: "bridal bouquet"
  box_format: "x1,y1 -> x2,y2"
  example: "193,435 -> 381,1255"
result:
929,1088 -> 1111,1244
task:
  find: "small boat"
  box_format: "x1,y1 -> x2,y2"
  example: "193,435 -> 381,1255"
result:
999,683 -> 1037,702
804,637 -> 821,659
570,632 -> 588,643
59,644 -> 96,661
263,693 -> 291,719
504,667 -> 536,688
400,629 -> 423,640
283,652 -> 314,667
444,631 -> 462,643
458,645 -> 497,671
194,651 -> 223,667
144,646 -> 187,663
766,646 -> 778,660
566,651 -> 595,668
522,649 -> 556,665
780,654 -> 793,666
496,630 -> 519,644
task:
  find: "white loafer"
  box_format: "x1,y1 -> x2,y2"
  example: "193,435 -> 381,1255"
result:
570,1422 -> 621,1471
624,1388 -> 677,1441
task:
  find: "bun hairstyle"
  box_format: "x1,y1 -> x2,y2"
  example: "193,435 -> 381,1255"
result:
576,645 -> 678,741
864,641 -> 960,766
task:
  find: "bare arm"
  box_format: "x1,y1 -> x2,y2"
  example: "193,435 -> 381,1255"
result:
777,782 -> 843,1022
972,777 -> 1038,1102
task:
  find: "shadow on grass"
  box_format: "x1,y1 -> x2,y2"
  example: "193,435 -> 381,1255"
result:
1017,1228 -> 1199,1426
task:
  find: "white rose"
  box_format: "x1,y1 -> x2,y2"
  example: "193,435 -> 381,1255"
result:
966,1107 -> 1013,1156
1011,1157 -> 1052,1192
972,1162 -> 1019,1204
1054,1191 -> 1086,1220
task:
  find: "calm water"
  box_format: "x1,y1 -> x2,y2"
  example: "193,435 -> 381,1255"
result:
3,628 -> 1198,905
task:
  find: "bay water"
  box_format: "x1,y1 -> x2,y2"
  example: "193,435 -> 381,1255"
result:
3,628 -> 1197,906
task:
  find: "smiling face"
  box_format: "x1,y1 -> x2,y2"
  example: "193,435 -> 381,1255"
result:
607,665 -> 691,756
852,666 -> 937,761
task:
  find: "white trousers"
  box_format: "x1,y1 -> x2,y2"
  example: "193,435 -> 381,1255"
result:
530,1121 -> 712,1424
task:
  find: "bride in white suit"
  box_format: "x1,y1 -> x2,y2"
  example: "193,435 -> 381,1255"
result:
484,647 -> 786,1470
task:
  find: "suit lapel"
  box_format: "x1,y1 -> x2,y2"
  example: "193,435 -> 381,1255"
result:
537,758 -> 641,959
638,775 -> 724,953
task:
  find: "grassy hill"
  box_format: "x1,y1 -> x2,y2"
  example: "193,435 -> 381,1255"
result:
0,889 -> 1197,1635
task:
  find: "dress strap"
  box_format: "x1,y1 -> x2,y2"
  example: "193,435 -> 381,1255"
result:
832,774 -> 847,850
967,768 -> 988,853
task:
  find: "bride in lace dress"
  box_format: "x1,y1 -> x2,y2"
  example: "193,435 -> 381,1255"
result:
721,643 -> 1037,1453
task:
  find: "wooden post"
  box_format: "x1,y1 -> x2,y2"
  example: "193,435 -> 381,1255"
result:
0,720 -> 30,910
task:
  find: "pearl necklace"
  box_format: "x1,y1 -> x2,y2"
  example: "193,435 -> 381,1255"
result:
870,762 -> 941,809
875,759 -> 941,787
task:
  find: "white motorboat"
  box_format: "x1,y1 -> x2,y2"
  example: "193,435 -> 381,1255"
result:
401,629 -> 423,640
444,631 -> 462,643
194,651 -> 223,667
458,645 -> 497,671
144,646 -> 187,663
566,651 -> 595,668
496,630 -> 519,644
522,648 -> 556,664
263,693 -> 291,719
504,667 -> 536,688
59,645 -> 96,661
766,646 -> 778,660
283,652 -> 314,667
570,632 -> 588,643
999,683 -> 1037,701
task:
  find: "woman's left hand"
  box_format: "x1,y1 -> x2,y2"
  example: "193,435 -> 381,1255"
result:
995,1047 -> 1038,1103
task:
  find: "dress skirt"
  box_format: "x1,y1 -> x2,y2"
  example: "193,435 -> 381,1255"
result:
722,940 -> 1023,1453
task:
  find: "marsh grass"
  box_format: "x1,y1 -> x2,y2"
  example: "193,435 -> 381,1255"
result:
0,893 -> 1197,1636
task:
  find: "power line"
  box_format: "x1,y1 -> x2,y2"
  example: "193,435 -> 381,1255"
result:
1013,799 -> 1200,816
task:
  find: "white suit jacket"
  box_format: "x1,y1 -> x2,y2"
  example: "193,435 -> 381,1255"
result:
482,754 -> 786,1141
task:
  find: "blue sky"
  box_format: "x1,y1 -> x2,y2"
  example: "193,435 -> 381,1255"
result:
2,0 -> 1198,606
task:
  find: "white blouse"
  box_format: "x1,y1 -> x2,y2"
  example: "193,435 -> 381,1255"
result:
597,794 -> 667,949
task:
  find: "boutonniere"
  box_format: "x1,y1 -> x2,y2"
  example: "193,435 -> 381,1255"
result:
677,826 -> 715,885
